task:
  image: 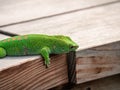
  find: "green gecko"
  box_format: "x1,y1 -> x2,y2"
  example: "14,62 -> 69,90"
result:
0,34 -> 79,67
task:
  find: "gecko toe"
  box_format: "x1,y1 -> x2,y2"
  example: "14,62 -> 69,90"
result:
44,59 -> 50,68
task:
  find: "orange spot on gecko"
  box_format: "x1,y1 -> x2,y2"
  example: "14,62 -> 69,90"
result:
24,36 -> 28,39
3,40 -> 7,42
3,40 -> 5,42
12,38 -> 16,40
7,39 -> 10,42
53,45 -> 56,49
18,37 -> 21,40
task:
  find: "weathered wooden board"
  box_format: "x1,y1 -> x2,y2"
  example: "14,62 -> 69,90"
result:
0,35 -> 68,89
52,74 -> 120,90
76,41 -> 120,84
1,2 -> 120,51
0,37 -> 120,90
72,74 -> 120,90
0,56 -> 40,71
0,54 -> 68,90
0,34 -> 9,40
0,1 -> 120,90
0,0 -> 118,26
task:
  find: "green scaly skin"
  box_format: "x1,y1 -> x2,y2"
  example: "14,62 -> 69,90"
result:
0,34 -> 79,67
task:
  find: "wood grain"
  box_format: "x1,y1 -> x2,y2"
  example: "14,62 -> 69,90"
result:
0,1 -> 120,90
0,35 -> 68,90
71,74 -> 120,90
0,36 -> 120,89
0,54 -> 68,90
0,0 -> 118,26
1,2 -> 120,51
0,56 -> 40,71
76,41 -> 120,84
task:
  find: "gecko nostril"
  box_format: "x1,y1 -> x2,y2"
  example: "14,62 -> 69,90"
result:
70,46 -> 74,49
70,45 -> 79,49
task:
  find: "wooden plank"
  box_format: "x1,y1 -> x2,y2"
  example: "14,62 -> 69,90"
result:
0,37 -> 120,89
0,34 -> 9,40
1,2 -> 120,51
0,35 -> 68,89
0,2 -> 120,90
1,37 -> 120,87
0,54 -> 68,90
0,0 -> 118,26
0,34 -> 66,90
71,74 -> 120,90
53,74 -> 120,90
0,56 -> 39,71
76,41 -> 120,84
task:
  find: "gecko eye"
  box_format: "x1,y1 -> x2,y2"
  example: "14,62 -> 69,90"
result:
70,45 -> 79,49
70,46 -> 74,49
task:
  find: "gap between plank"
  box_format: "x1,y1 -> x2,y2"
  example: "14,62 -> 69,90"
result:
0,0 -> 119,28
0,30 -> 18,37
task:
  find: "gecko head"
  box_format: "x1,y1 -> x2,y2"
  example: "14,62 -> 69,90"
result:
53,35 -> 79,53
60,36 -> 79,52
68,40 -> 79,52
69,44 -> 79,51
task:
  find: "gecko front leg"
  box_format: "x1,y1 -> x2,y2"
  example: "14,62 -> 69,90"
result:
40,47 -> 51,68
0,47 -> 6,58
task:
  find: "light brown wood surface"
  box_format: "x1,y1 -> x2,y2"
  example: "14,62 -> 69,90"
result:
1,2 -> 120,51
0,0 -> 120,89
0,34 -> 9,40
0,54 -> 68,90
0,0 -> 118,26
53,74 -> 120,90
76,41 -> 120,84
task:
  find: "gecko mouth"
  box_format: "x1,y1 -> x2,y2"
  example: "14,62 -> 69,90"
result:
70,45 -> 79,49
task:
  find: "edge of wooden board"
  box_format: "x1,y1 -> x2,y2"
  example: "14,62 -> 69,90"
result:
0,54 -> 68,90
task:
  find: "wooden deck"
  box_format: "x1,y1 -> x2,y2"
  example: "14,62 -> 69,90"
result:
0,0 -> 120,90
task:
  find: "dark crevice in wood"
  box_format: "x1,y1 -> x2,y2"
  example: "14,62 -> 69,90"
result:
65,51 -> 76,90
86,87 -> 91,90
0,0 -> 119,28
0,30 -> 19,37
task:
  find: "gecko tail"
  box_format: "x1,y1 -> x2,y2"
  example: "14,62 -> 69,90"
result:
0,47 -> 6,58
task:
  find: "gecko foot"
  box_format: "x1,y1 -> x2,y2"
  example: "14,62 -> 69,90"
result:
44,59 -> 50,68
